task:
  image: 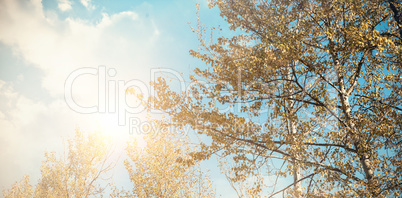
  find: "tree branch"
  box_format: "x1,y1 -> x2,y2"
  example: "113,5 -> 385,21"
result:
268,173 -> 316,198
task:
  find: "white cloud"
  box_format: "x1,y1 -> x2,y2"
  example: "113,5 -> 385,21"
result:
58,0 -> 72,12
0,81 -> 62,188
0,0 -> 160,100
80,0 -> 94,10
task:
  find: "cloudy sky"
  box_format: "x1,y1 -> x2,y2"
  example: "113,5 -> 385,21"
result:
0,0 -> 240,196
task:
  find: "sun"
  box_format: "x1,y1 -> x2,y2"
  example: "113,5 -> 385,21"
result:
96,113 -> 124,137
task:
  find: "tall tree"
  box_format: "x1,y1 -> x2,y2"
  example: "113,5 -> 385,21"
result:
3,129 -> 116,198
148,0 -> 402,197
123,124 -> 215,198
34,129 -> 115,197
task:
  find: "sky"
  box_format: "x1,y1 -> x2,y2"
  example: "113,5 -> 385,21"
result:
0,0 -> 240,196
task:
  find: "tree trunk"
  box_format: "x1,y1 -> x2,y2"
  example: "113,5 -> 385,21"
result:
285,64 -> 302,195
337,62 -> 375,195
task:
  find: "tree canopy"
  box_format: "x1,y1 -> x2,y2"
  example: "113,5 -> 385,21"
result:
3,129 -> 115,198
148,0 -> 402,196
3,128 -> 215,198
122,126 -> 215,197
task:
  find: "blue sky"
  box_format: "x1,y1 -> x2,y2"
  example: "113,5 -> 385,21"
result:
0,0 -> 244,196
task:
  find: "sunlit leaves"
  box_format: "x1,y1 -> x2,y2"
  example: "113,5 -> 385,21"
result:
3,129 -> 116,198
3,176 -> 33,198
124,126 -> 215,198
148,0 -> 402,197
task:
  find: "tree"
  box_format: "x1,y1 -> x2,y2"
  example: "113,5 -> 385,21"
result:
123,124 -> 215,198
3,129 -> 116,198
3,176 -> 33,198
147,0 -> 402,197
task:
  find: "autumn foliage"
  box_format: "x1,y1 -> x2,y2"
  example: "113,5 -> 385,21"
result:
148,0 -> 402,197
